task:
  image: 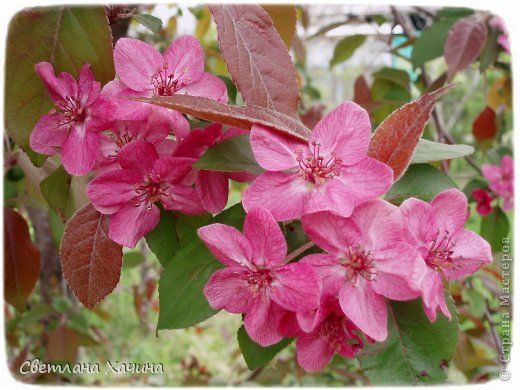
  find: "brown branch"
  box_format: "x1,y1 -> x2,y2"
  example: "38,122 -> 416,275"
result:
285,241 -> 315,263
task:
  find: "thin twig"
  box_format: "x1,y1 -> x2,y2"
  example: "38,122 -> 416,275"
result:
285,241 -> 315,263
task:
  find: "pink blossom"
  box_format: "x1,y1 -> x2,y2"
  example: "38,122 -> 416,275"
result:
489,16 -> 510,54
243,102 -> 393,221
279,295 -> 364,372
106,36 -> 228,122
96,111 -> 186,174
482,155 -> 514,211
400,189 -> 493,322
174,124 -> 257,213
30,62 -> 117,176
199,207 -> 321,346
471,188 -> 493,216
300,199 -> 426,341
87,140 -> 204,248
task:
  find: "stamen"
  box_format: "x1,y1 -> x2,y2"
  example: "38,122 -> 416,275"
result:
340,245 -> 377,285
426,230 -> 460,271
150,63 -> 189,96
295,140 -> 342,185
132,174 -> 170,209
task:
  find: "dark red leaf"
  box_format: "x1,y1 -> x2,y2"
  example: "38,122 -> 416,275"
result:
444,18 -> 487,81
209,5 -> 300,117
139,94 -> 311,141
367,85 -> 454,181
4,207 -> 41,312
354,75 -> 373,108
60,203 -> 122,309
472,106 -> 497,143
46,325 -> 79,364
300,104 -> 325,129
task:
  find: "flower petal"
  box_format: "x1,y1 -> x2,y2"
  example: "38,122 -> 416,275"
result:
300,254 -> 345,297
421,269 -> 451,322
29,114 -> 68,155
197,223 -> 253,267
87,94 -> 117,132
102,80 -> 152,121
108,203 -> 160,248
34,62 -> 76,102
250,124 -> 304,171
336,156 -> 393,203
87,169 -> 142,214
61,125 -> 99,176
243,207 -> 287,268
302,212 -> 362,256
431,189 -> 468,233
244,300 -> 285,347
176,72 -> 229,103
399,197 -> 437,247
163,35 -> 205,86
195,170 -> 229,214
153,156 -> 194,183
118,140 -> 158,175
339,280 -> 388,341
161,185 -> 206,215
78,64 -> 101,106
114,38 -> 162,92
203,267 -> 255,313
296,332 -> 335,372
305,180 -> 355,218
243,172 -> 310,221
311,102 -> 371,165
271,263 -> 321,311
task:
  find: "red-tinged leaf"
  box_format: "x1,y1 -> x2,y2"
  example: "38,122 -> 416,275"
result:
209,4 -> 300,117
4,207 -> 41,312
300,104 -> 325,129
60,203 -> 123,309
354,75 -> 373,108
444,18 -> 487,81
472,106 -> 497,143
139,94 -> 311,141
367,85 -> 454,181
46,325 -> 79,364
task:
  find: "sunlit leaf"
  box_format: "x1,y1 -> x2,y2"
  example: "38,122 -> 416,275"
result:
329,35 -> 366,67
411,139 -> 474,164
134,13 -> 163,34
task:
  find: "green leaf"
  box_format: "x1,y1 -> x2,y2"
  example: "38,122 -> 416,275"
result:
134,13 -> 163,34
480,206 -> 510,252
373,68 -> 410,92
40,166 -> 74,221
123,251 -> 145,269
436,7 -> 474,19
329,35 -> 366,67
219,76 -> 238,105
411,139 -> 474,164
194,134 -> 264,174
237,326 -> 292,370
145,206 -> 179,267
358,296 -> 459,385
157,204 -> 245,330
385,164 -> 458,205
411,17 -> 460,68
5,6 -> 115,166
479,27 -> 501,71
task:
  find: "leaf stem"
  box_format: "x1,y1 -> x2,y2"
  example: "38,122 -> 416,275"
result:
285,241 -> 315,263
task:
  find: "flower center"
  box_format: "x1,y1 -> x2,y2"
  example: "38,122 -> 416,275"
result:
317,312 -> 363,354
425,230 -> 457,270
53,95 -> 86,128
296,141 -> 342,186
246,268 -> 274,297
133,174 -> 170,209
340,245 -> 377,285
151,62 -> 189,97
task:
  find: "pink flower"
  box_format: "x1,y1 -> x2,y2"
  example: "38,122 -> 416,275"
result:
471,188 -> 494,216
198,207 -> 322,346
279,295 -> 364,372
489,16 -> 510,54
30,62 -> 117,176
243,102 -> 393,221
174,124 -> 257,213
400,189 -> 492,322
482,155 -> 514,211
87,140 -> 204,248
106,36 -> 228,122
300,199 -> 426,341
96,111 -> 186,174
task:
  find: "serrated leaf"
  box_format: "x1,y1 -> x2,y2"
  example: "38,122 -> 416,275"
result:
358,296 -> 458,385
5,6 -> 115,166
60,203 -> 122,309
385,164 -> 458,205
40,165 -> 74,221
209,4 -> 300,117
237,326 -> 293,370
368,85 -> 453,181
140,94 -> 311,142
134,13 -> 163,34
330,35 -> 366,67
411,139 -> 474,164
4,207 -> 41,312
480,206 -> 510,252
195,135 -> 264,174
157,204 -> 245,330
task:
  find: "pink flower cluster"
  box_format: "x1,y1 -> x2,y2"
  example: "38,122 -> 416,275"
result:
472,155 -> 514,215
